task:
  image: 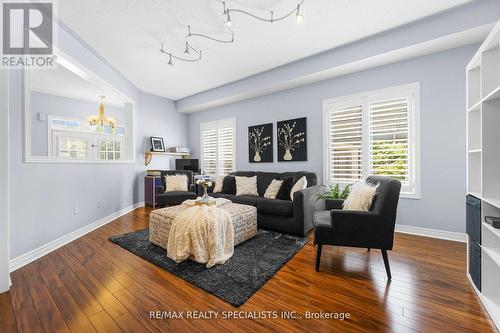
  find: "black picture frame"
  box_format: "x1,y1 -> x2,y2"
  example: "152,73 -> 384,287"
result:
150,137 -> 165,152
248,123 -> 273,163
277,117 -> 307,162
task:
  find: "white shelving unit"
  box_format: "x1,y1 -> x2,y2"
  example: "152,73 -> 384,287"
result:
466,20 -> 500,331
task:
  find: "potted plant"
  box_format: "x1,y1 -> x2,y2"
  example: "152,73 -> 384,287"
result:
317,183 -> 351,201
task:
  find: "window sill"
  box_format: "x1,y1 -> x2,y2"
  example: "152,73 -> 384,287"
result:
400,193 -> 421,200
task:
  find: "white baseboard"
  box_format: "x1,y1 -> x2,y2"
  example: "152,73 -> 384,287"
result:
395,224 -> 467,242
9,201 -> 144,272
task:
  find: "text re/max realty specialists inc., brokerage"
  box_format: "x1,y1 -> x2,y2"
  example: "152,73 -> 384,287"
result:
150,310 -> 351,321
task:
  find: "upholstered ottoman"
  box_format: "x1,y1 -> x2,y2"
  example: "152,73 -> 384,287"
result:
149,202 -> 257,250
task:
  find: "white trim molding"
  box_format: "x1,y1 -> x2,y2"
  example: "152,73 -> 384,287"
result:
23,50 -> 137,164
0,69 -> 11,292
395,224 -> 467,243
9,202 -> 144,272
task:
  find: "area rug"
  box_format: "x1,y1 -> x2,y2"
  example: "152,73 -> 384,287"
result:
109,229 -> 307,307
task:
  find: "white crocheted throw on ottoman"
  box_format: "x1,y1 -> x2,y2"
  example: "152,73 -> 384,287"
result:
149,199 -> 257,267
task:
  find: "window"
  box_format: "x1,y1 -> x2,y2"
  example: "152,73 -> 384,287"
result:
55,135 -> 89,159
323,83 -> 420,197
200,118 -> 236,176
48,116 -> 125,161
98,139 -> 122,160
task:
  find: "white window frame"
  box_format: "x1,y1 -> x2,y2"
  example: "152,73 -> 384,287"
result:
323,82 -> 421,199
200,117 -> 236,176
51,130 -> 92,160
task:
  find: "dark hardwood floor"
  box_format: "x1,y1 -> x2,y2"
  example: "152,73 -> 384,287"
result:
0,207 -> 497,332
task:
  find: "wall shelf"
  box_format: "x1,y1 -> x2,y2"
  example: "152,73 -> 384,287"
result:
483,86 -> 500,103
484,221 -> 500,239
484,247 -> 500,268
467,19 -> 500,332
144,151 -> 190,166
468,100 -> 482,112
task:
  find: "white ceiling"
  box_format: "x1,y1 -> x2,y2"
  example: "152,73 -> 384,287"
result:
57,0 -> 475,100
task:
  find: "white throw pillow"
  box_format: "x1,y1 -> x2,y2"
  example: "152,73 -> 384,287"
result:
264,179 -> 283,199
235,176 -> 259,196
213,175 -> 225,193
165,175 -> 188,192
343,181 -> 379,211
290,176 -> 307,201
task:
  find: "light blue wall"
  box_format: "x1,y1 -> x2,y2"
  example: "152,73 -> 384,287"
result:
30,92 -> 126,156
188,44 -> 479,234
8,22 -> 188,259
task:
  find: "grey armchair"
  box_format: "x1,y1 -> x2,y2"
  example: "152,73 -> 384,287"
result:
313,176 -> 401,279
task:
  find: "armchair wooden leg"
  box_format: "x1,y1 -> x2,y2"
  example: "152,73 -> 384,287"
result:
315,245 -> 323,272
381,249 -> 392,280
367,248 -> 371,252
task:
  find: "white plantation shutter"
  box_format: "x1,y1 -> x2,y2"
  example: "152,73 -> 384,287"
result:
369,98 -> 410,184
201,128 -> 217,176
329,104 -> 363,182
218,125 -> 234,175
324,83 -> 419,197
200,118 -> 236,176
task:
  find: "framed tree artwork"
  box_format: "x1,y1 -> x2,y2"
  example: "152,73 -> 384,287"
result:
277,117 -> 307,161
248,123 -> 273,163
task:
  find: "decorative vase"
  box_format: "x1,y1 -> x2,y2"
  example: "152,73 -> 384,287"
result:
284,149 -> 292,161
202,186 -> 209,201
254,151 -> 261,162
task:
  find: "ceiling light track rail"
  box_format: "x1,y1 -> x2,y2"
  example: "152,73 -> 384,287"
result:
187,25 -> 234,44
224,0 -> 304,24
160,0 -> 305,66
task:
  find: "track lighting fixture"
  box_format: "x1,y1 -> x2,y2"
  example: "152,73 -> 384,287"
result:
296,4 -> 304,23
160,0 -> 305,66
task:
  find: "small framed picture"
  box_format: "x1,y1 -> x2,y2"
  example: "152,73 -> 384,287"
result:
150,137 -> 165,152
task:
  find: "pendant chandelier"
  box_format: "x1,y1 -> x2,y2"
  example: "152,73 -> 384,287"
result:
87,96 -> 116,129
160,0 -> 305,66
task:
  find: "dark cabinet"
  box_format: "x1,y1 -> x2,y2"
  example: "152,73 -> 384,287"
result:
468,237 -> 481,291
466,195 -> 481,244
466,195 -> 482,291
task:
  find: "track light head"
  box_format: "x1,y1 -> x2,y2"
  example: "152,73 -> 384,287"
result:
184,42 -> 190,55
168,55 -> 173,66
226,12 -> 232,26
296,4 -> 304,23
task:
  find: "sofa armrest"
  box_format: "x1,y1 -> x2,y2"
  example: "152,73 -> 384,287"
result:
189,184 -> 196,193
325,199 -> 344,210
293,185 -> 326,237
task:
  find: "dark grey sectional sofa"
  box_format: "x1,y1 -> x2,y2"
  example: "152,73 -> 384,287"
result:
203,171 -> 324,237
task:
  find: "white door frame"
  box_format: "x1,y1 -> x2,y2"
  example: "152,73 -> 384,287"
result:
0,69 -> 11,292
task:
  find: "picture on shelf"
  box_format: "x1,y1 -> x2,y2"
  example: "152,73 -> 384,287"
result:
248,123 -> 273,163
150,137 -> 165,152
277,117 -> 307,161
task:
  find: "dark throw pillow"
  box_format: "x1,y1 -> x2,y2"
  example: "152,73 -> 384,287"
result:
276,177 -> 294,201
222,176 -> 236,195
